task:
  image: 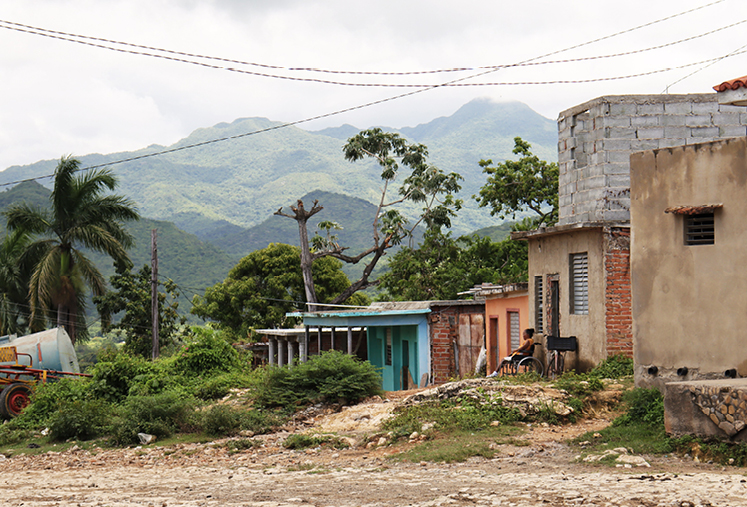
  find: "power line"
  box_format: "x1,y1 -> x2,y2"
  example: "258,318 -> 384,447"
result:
0,0 -> 726,77
0,1 -> 732,190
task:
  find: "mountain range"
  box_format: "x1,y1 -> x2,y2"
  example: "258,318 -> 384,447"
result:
0,98 -> 557,241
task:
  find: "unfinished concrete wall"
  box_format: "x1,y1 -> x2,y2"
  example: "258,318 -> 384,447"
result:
630,137 -> 747,387
558,94 -> 747,226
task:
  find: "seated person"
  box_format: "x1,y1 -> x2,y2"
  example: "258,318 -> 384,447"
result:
487,328 -> 535,377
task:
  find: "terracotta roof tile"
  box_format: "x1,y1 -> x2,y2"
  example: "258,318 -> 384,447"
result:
713,76 -> 747,92
664,204 -> 723,215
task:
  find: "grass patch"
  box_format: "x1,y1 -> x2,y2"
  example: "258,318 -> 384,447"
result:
393,426 -> 523,463
283,433 -> 349,450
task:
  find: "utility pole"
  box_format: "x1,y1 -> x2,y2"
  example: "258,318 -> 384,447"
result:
151,229 -> 159,360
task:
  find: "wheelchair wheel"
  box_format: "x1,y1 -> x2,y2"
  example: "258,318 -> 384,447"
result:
547,350 -> 564,379
499,360 -> 516,376
516,356 -> 544,377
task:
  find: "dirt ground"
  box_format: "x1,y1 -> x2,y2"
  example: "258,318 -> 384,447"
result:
1,385 -> 746,507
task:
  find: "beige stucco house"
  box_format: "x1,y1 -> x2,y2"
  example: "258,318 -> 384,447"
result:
513,93 -> 747,372
630,136 -> 747,387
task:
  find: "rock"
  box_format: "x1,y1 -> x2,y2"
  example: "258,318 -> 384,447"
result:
137,433 -> 157,445
490,421 -> 501,427
422,422 -> 435,431
615,455 -> 650,467
409,431 -> 419,440
377,437 -> 387,447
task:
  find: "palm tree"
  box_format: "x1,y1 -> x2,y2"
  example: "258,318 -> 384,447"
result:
0,229 -> 37,335
4,156 -> 140,343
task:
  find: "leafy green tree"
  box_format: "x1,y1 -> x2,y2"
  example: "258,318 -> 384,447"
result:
191,243 -> 369,338
378,229 -> 528,301
475,137 -> 559,227
0,229 -> 40,334
94,264 -> 188,358
276,128 -> 462,308
4,156 -> 140,342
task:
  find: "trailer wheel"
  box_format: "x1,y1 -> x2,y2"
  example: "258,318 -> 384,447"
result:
0,383 -> 32,418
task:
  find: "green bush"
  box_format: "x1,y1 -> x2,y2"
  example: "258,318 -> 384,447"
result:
255,350 -> 382,408
172,328 -> 240,376
613,388 -> 664,427
553,371 -> 603,398
109,390 -> 194,445
15,378 -> 92,428
89,351 -> 155,402
589,354 -> 634,379
200,405 -> 243,436
48,399 -> 112,441
239,408 -> 286,434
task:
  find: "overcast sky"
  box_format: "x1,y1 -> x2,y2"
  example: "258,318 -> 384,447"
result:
1,0 -> 746,171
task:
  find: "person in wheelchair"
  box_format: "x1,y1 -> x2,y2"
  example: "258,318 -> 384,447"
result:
487,328 -> 535,377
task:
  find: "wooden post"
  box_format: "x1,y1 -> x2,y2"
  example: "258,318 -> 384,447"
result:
317,327 -> 322,355
151,229 -> 159,360
303,326 -> 309,362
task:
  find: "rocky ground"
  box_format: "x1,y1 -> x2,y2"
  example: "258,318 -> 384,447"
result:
0,380 -> 745,507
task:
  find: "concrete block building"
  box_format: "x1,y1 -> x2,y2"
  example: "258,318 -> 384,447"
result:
514,94 -> 747,371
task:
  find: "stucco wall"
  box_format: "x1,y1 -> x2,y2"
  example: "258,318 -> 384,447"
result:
484,293 -> 529,374
630,137 -> 747,387
528,228 -> 607,371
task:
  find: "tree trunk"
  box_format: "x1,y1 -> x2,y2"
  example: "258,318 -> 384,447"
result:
297,210 -> 318,311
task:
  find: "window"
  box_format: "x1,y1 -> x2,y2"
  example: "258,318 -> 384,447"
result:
685,213 -> 714,245
508,311 -> 521,351
570,253 -> 588,315
534,276 -> 544,333
385,328 -> 392,366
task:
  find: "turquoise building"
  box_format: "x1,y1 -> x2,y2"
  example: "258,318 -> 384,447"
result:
297,302 -> 431,391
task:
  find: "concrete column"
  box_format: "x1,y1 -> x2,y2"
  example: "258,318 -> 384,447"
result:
347,327 -> 353,355
268,339 -> 276,366
287,340 -> 294,365
330,327 -> 336,351
299,336 -> 307,363
278,339 -> 286,366
303,326 -> 310,362
318,327 -> 322,354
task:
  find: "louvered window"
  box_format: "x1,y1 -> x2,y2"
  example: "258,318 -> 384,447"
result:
570,253 -> 589,315
685,213 -> 714,245
534,276 -> 544,333
385,328 -> 392,366
509,311 -> 521,351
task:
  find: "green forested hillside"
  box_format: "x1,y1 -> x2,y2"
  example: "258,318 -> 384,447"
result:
0,182 -> 235,302
0,98 -> 557,239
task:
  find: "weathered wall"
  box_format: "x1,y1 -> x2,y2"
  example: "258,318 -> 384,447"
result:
484,292 -> 529,374
630,137 -> 747,387
558,94 -> 747,226
604,228 -> 632,358
429,303 -> 485,384
527,227 -> 606,371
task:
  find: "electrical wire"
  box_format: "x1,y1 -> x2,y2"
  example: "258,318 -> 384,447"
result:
0,0 -> 726,77
0,0 -> 735,191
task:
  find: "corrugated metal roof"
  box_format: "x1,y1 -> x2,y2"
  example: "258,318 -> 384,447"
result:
713,76 -> 747,92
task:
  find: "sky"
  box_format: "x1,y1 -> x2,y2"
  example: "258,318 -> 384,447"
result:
1,0 -> 746,171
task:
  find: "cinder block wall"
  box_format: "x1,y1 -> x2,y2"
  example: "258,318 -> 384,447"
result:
557,94 -> 747,226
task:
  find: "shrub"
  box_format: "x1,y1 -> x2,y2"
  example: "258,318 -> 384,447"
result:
613,388 -> 664,427
283,433 -> 349,450
15,378 -> 93,428
200,405 -> 242,436
589,354 -> 634,379
553,371 -> 603,398
109,390 -> 194,445
89,351 -> 155,402
255,350 -> 382,408
48,399 -> 112,441
172,328 -> 240,376
239,408 -> 286,434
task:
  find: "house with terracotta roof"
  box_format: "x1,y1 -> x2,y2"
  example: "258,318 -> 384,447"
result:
512,91 -> 747,373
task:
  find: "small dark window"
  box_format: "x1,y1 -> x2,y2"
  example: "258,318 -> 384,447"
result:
685,213 -> 714,245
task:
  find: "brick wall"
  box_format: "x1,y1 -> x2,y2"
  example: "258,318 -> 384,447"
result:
557,94 -> 747,226
604,227 -> 632,357
428,303 -> 485,384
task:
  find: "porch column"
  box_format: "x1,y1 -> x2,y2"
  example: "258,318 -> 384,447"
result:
268,339 -> 276,366
287,340 -> 295,365
347,327 -> 353,355
318,327 -> 323,354
330,327 -> 336,351
278,339 -> 286,366
302,326 -> 309,362
299,335 -> 307,363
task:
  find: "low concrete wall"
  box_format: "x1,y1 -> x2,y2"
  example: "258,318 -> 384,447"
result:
665,379 -> 747,441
